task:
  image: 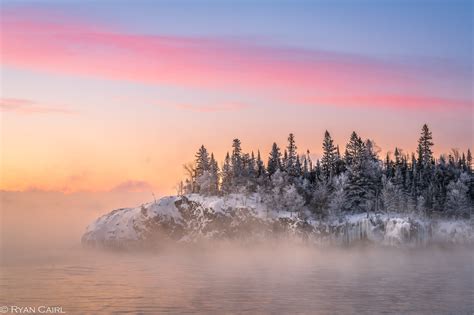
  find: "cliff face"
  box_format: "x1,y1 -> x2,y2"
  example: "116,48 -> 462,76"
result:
81,194 -> 474,249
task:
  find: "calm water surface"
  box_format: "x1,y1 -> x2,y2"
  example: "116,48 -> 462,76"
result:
1,246 -> 473,314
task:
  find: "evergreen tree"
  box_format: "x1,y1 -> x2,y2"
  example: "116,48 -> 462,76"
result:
231,138 -> 244,186
344,131 -> 364,167
466,149 -> 474,202
328,173 -> 348,217
302,155 -> 310,179
267,143 -> 282,176
417,124 -> 434,167
195,145 -> 210,178
282,150 -> 288,172
245,152 -> 258,192
445,173 -> 471,218
220,152 -> 233,194
256,150 -> 266,178
321,130 -> 337,180
467,149 -> 472,173
295,154 -> 302,177
334,145 -> 346,175
343,136 -> 382,213
209,153 -> 220,195
286,133 -> 298,175
385,153 -> 394,178
416,124 -> 435,214
314,159 -> 322,182
394,147 -> 402,166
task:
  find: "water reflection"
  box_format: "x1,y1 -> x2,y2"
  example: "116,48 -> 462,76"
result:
1,245 -> 472,314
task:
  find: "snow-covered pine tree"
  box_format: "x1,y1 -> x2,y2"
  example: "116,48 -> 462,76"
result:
334,145 -> 346,175
314,159 -> 322,182
328,173 -> 348,217
295,154 -> 302,177
209,153 -> 220,195
467,149 -> 472,173
245,151 -> 258,192
256,150 -> 266,178
250,152 -> 257,177
343,132 -> 367,212
362,139 -> 383,212
193,145 -> 211,193
445,173 -> 471,218
220,152 -> 233,194
268,170 -> 305,215
381,175 -> 404,213
417,124 -> 434,167
343,135 -> 382,213
267,142 -> 282,176
302,155 -> 309,180
394,147 -> 402,166
231,138 -> 244,187
195,145 -> 210,178
286,133 -> 298,176
385,152 -> 394,178
311,180 -> 330,218
196,171 -> 212,195
466,149 -> 474,203
282,150 -> 288,173
321,130 -> 337,181
416,124 -> 435,213
344,131 -> 364,167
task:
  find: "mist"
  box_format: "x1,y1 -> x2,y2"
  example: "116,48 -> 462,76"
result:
1,191 -> 473,314
0,190 -> 152,260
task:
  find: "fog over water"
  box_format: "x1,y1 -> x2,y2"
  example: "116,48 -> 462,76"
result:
1,191 -> 473,314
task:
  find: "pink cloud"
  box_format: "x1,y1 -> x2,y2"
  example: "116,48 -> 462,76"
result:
0,97 -> 76,115
292,94 -> 472,110
1,8 -> 471,111
156,101 -> 249,113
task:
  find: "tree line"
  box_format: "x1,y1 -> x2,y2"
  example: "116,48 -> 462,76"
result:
178,124 -> 472,219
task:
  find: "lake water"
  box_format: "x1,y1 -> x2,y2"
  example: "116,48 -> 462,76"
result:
0,245 -> 473,314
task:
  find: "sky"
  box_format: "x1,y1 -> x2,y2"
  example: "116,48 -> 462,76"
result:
0,0 -> 472,195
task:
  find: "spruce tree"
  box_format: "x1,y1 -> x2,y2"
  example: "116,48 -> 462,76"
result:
417,124 -> 434,167
286,133 -> 298,176
221,152 -> 233,194
416,124 -> 435,213
295,154 -> 302,177
195,145 -> 210,177
445,174 -> 470,218
256,150 -> 266,178
231,138 -> 243,185
321,130 -> 337,180
282,150 -> 288,172
467,149 -> 472,173
344,131 -> 364,167
245,152 -> 258,192
334,145 -> 345,175
267,143 -> 281,176
209,153 -> 220,195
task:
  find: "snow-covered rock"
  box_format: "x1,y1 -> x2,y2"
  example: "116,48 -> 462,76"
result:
82,194 -> 474,249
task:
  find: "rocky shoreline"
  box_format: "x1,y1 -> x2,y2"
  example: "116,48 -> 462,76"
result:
82,194 -> 474,249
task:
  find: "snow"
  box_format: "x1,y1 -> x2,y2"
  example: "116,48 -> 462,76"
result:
83,193 -> 474,248
148,196 -> 183,220
187,193 -> 270,218
82,197 -> 183,244
84,207 -> 143,241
